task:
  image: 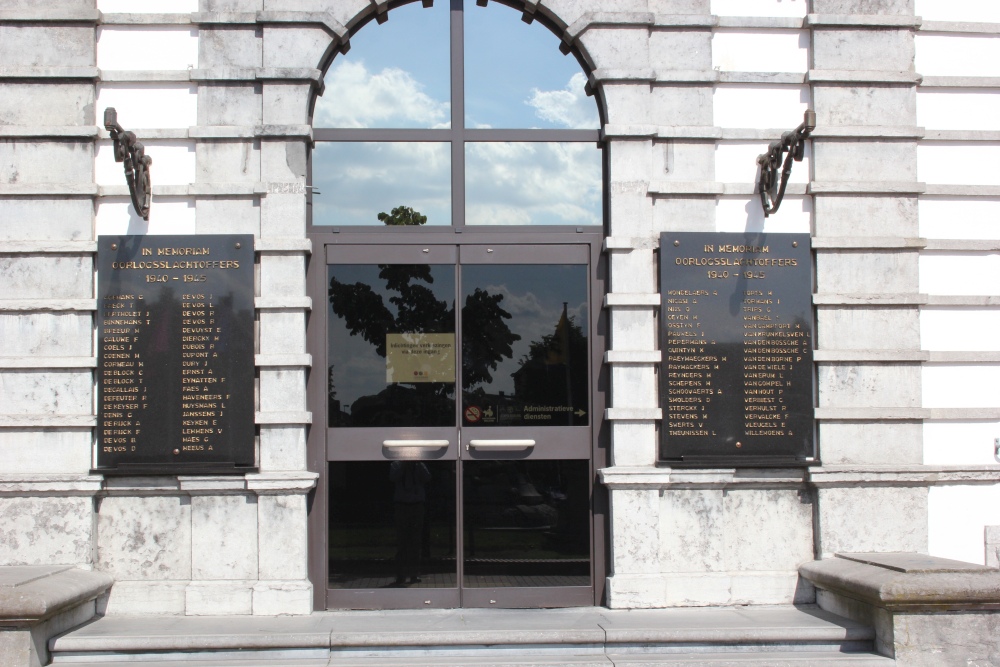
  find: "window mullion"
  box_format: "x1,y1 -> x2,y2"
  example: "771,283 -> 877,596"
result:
450,0 -> 465,228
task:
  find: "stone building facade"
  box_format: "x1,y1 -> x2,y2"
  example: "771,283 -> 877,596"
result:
1,0 -> 999,621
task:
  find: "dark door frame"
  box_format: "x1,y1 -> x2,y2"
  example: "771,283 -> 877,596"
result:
305,228 -> 608,610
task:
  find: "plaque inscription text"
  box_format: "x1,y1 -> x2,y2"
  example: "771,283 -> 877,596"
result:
659,232 -> 815,466
95,235 -> 255,473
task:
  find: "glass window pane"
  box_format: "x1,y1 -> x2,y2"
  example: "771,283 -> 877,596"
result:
315,1 -> 450,129
465,4 -> 598,129
329,264 -> 456,427
313,142 -> 451,226
463,460 -> 591,587
329,461 -> 457,589
465,142 -> 601,226
461,264 -> 589,426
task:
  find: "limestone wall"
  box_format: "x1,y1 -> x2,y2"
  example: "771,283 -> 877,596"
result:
0,0 -> 997,614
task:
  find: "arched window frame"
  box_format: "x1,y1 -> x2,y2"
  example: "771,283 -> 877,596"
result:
308,0 -> 606,231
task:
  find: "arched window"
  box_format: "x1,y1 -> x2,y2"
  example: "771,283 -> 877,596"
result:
310,0 -> 603,228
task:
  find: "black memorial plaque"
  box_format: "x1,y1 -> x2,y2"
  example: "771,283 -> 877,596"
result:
95,235 -> 256,474
659,232 -> 815,467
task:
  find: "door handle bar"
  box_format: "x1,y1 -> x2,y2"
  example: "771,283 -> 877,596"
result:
468,439 -> 536,450
382,440 -> 450,449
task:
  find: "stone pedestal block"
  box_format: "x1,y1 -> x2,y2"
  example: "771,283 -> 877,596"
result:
0,566 -> 113,667
801,552 -> 1000,667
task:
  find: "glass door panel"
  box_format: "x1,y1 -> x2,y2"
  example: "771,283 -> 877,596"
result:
325,242 -> 594,609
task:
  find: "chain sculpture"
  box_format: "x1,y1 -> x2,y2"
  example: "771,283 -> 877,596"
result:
756,110 -> 815,218
104,107 -> 152,221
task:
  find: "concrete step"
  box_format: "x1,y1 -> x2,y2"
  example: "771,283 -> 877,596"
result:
48,606 -> 894,666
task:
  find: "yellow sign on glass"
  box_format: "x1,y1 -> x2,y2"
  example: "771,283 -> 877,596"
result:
386,333 -> 456,383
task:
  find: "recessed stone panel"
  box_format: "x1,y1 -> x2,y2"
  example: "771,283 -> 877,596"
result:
96,495 -> 193,580
0,497 -> 93,566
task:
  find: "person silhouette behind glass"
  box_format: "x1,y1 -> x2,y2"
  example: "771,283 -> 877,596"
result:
389,460 -> 431,586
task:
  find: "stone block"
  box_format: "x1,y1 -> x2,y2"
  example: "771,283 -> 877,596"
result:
656,140 -> 715,181
258,311 -> 305,354
812,140 -> 917,182
648,0 -> 710,12
987,525 -> 1000,569
580,26 -> 650,71
813,194 -> 918,237
602,84 -> 651,127
96,495 -> 192,580
0,0 -> 94,7
611,365 -> 656,410
652,196 -> 717,232
101,580 -> 187,615
0,141 -> 93,184
610,248 -> 655,292
610,422 -> 657,467
0,429 -> 92,474
610,489 -> 661,574
259,368 -> 306,412
609,308 -> 655,351
198,83 -> 262,126
0,199 -> 93,241
0,26 -> 93,67
185,580 -> 254,615
0,83 -> 95,126
260,253 -> 306,297
894,611 -> 1000,667
609,186 -> 653,236
649,85 -> 713,127
259,425 -> 307,471
258,494 -> 307,580
816,486 -> 928,557
260,192 -> 307,237
815,307 -> 920,350
260,141 -> 307,183
812,0 -> 913,14
816,249 -> 918,294
0,313 -> 92,356
819,421 -> 923,465
262,83 -> 312,125
252,579 -> 312,615
195,198 -> 261,235
191,495 -> 258,580
606,573 -> 668,609
199,26 -> 263,69
202,0 -> 263,10
659,489 -> 724,572
813,29 -> 914,72
0,497 -> 93,567
813,84 -> 917,128
0,370 -> 92,415
650,29 -> 711,70
196,140 -> 260,183
818,363 -> 922,408
263,25 -> 331,69
0,255 -> 92,299
723,488 -> 814,571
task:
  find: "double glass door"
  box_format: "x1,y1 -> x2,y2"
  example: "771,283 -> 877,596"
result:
322,241 -> 596,609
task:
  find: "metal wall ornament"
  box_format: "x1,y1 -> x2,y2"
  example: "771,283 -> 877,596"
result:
103,107 -> 152,221
756,110 -> 815,218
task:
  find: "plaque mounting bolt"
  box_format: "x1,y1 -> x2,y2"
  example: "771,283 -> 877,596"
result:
792,241 -> 798,248
173,449 -> 180,455
673,240 -> 680,247
111,243 -> 118,250
735,441 -> 742,448
235,242 -> 241,249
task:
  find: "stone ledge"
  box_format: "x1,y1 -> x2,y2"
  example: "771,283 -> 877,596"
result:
808,181 -> 926,195
0,356 -> 97,369
923,184 -> 1000,197
604,293 -> 661,308
811,236 -> 925,249
715,17 -> 804,29
814,407 -> 1000,421
0,299 -> 95,311
605,407 -> 662,421
0,67 -> 99,80
0,475 -> 103,496
920,20 -> 1000,34
0,9 -> 100,22
813,350 -> 928,362
0,415 -> 97,428
0,240 -> 97,253
809,466 -> 1000,487
801,553 -> 1000,612
605,350 -> 661,364
0,126 -> 100,139
255,297 -> 312,310
0,566 -> 113,624
599,466 -> 810,490
807,14 -> 921,28
254,238 -> 312,253
603,236 -> 658,252
920,75 -> 1000,88
809,69 -> 920,84
924,129 -> 1000,141
255,354 -> 312,367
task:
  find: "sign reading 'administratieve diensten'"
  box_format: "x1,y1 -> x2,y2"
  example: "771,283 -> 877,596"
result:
659,232 -> 815,467
95,235 -> 255,473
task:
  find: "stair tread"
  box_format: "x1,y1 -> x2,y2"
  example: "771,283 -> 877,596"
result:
50,651 -> 895,667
